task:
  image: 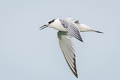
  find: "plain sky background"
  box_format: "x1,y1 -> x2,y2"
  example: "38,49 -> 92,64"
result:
0,0 -> 120,80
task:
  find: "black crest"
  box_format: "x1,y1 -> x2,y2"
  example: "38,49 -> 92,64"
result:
48,19 -> 55,24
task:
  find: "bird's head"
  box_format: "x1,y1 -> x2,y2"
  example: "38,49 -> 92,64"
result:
40,19 -> 56,30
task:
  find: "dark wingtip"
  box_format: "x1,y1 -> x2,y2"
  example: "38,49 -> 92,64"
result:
81,39 -> 84,42
77,35 -> 84,42
95,31 -> 104,33
75,73 -> 78,78
72,67 -> 78,78
79,38 -> 84,42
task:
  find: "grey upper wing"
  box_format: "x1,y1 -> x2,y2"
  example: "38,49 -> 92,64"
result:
60,19 -> 83,42
58,31 -> 78,78
64,18 -> 80,24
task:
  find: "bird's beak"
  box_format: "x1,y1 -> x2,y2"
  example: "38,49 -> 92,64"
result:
40,24 -> 48,30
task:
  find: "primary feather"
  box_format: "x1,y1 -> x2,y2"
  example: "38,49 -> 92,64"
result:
58,31 -> 78,78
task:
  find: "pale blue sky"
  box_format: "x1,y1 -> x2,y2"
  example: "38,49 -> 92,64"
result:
0,0 -> 120,80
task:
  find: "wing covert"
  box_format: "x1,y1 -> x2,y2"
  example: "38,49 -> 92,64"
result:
60,19 -> 83,42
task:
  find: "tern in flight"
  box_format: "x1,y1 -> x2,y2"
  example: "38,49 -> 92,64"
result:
40,18 -> 103,78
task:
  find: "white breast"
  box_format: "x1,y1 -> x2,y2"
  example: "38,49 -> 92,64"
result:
49,19 -> 67,31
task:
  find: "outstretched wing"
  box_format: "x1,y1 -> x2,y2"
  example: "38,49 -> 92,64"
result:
60,19 -> 83,42
58,31 -> 78,78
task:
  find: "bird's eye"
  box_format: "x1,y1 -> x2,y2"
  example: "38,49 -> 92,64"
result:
48,19 -> 55,24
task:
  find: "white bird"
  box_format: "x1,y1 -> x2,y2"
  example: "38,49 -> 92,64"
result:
40,18 -> 103,78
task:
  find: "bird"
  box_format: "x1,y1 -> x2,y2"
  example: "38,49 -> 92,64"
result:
40,18 -> 103,78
